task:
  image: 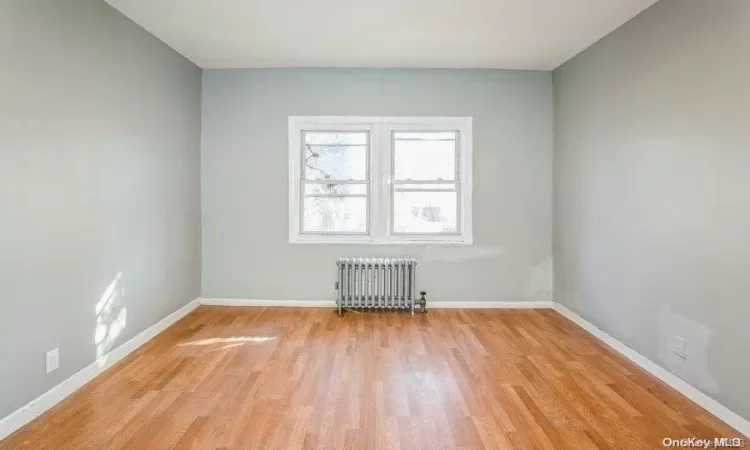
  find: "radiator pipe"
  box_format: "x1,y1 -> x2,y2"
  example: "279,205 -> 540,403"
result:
417,291 -> 427,313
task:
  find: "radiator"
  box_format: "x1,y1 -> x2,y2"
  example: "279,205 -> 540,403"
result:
335,258 -> 418,315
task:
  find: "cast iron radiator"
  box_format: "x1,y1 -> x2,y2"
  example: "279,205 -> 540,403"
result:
335,258 -> 423,315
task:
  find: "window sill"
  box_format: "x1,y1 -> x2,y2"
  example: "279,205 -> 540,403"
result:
289,236 -> 473,245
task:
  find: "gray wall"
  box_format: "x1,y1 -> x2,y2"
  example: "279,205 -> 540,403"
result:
554,0 -> 750,421
202,69 -> 553,303
0,0 -> 202,420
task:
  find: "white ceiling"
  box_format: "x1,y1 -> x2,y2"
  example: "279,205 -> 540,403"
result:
104,0 -> 657,70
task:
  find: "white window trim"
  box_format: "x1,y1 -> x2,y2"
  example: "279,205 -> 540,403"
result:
289,116 -> 473,245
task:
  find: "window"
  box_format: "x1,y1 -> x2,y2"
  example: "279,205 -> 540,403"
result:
289,116 -> 472,244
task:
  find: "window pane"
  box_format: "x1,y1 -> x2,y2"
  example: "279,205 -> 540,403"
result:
394,133 -> 456,181
304,132 -> 367,181
393,191 -> 457,233
303,197 -> 367,233
304,183 -> 367,196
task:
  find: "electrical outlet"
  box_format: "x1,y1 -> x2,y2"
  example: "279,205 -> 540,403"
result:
46,348 -> 60,374
668,335 -> 687,359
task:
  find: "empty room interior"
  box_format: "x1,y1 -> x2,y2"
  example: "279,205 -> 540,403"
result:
1,0 -> 749,448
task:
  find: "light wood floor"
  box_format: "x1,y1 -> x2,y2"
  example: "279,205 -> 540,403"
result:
1,307 -> 743,449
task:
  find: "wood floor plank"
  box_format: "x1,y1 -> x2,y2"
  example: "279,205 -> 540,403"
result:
1,306 -> 744,449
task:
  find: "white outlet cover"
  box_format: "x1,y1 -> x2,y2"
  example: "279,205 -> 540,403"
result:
669,336 -> 687,359
46,348 -> 60,374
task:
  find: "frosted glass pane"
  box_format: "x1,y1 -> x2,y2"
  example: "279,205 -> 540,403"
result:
394,137 -> 455,181
393,191 -> 457,233
304,183 -> 366,196
303,132 -> 367,181
303,197 -> 367,233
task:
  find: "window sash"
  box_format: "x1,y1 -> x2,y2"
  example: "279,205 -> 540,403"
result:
390,130 -> 461,235
299,129 -> 370,235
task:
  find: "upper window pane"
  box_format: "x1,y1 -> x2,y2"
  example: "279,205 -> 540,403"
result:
393,131 -> 457,181
303,132 -> 367,181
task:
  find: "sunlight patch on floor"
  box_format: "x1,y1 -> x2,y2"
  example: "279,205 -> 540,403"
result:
177,336 -> 276,347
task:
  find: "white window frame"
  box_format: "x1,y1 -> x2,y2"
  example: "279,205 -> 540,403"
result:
289,116 -> 473,245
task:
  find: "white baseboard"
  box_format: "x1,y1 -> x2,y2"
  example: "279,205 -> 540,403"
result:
553,303 -> 750,437
201,298 -> 336,307
0,298 -> 201,441
200,298 -> 554,309
430,300 -> 554,309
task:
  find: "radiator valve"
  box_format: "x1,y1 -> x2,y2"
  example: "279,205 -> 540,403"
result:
417,291 -> 427,313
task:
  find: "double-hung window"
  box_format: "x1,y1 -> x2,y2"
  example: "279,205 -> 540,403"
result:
289,116 -> 472,244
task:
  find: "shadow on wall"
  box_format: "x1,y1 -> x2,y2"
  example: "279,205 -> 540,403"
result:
94,272 -> 127,368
